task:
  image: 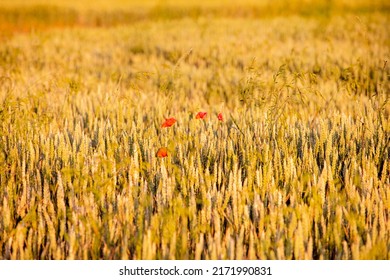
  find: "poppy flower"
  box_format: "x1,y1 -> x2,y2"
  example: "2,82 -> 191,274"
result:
217,113 -> 223,121
156,147 -> 168,158
161,117 -> 176,128
195,112 -> 207,119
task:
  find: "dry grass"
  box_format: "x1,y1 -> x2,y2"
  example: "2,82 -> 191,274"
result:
0,0 -> 389,259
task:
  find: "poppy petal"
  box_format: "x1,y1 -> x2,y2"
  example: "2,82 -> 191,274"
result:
156,147 -> 168,157
195,112 -> 207,119
161,117 -> 176,128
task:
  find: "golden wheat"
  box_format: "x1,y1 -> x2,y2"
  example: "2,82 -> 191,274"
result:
0,0 -> 389,260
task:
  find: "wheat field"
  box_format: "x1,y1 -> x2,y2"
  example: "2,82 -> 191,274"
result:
0,0 -> 389,260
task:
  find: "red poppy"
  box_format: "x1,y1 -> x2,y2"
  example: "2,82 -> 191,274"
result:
156,147 -> 168,158
195,112 -> 207,119
161,117 -> 176,128
217,113 -> 223,121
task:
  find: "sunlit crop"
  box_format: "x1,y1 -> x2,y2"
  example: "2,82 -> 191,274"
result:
0,0 -> 389,260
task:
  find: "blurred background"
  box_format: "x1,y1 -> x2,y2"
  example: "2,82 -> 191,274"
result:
1,0 -> 389,40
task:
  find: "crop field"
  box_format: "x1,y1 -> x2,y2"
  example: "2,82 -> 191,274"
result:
0,0 -> 389,260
